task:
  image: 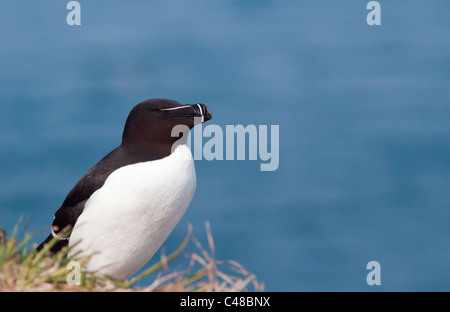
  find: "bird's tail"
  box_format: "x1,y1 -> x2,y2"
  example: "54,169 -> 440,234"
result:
36,234 -> 69,253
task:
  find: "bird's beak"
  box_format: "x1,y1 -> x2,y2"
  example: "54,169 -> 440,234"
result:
160,103 -> 212,124
191,103 -> 212,123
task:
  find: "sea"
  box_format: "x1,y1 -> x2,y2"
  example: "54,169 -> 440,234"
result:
0,0 -> 449,291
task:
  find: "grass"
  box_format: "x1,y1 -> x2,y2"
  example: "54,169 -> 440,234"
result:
0,219 -> 263,292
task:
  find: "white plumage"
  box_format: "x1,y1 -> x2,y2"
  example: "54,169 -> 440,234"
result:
68,144 -> 196,280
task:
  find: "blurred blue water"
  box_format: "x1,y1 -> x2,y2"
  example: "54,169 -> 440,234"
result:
0,1 -> 449,291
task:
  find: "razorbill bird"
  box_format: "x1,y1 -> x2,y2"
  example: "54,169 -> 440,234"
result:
37,98 -> 212,280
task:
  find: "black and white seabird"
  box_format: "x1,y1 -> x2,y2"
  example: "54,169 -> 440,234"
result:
37,98 -> 212,280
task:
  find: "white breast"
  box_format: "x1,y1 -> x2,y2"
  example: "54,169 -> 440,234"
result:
68,144 -> 196,280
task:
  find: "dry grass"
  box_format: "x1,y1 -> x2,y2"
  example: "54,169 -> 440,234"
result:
0,219 -> 263,292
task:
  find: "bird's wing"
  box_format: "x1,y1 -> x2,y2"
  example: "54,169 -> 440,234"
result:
38,147 -> 131,253
37,145 -> 154,252
52,147 -> 128,238
36,161 -> 114,252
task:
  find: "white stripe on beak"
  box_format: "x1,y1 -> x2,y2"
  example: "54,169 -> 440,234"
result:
196,103 -> 204,123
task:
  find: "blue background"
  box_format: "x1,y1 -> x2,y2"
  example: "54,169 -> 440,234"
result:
1,1 -> 449,291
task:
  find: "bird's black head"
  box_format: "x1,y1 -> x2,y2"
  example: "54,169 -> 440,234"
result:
121,99 -> 212,158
